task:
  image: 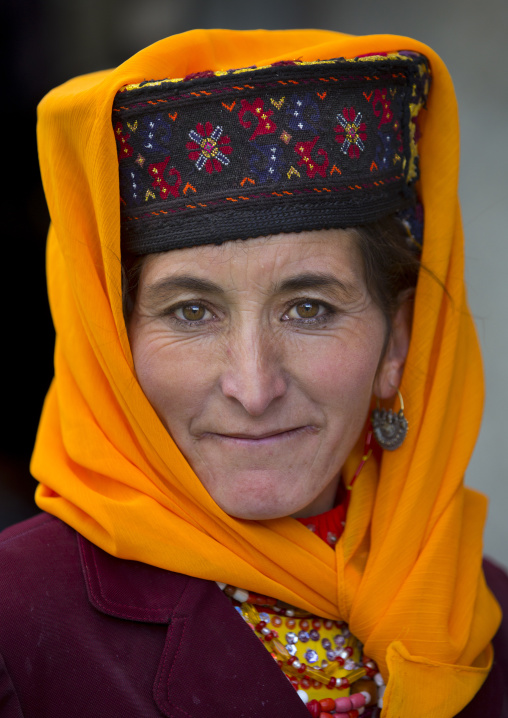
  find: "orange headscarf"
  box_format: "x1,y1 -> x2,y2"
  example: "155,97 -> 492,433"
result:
32,29 -> 500,717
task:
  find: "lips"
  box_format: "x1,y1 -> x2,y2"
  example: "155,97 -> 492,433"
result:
200,425 -> 319,442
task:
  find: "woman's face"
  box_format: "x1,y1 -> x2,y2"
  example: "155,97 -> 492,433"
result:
129,229 -> 410,520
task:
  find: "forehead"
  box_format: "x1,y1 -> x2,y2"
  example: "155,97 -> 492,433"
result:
139,229 -> 365,288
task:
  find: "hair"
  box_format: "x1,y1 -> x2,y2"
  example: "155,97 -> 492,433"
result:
122,254 -> 146,322
352,215 -> 421,323
121,214 -> 421,326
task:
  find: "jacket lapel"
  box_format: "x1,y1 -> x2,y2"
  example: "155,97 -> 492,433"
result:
79,536 -> 309,717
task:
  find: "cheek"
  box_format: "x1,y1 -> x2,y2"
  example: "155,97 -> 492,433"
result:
291,333 -> 382,409
131,329 -> 215,427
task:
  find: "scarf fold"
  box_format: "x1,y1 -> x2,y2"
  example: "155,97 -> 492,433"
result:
32,29 -> 500,717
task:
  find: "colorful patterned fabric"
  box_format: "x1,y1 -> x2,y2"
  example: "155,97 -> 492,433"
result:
297,483 -> 350,548
235,601 -> 379,704
113,53 -> 429,254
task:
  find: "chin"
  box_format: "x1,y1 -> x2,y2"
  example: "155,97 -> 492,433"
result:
211,481 -> 325,521
221,504 -> 296,521
209,478 -> 306,521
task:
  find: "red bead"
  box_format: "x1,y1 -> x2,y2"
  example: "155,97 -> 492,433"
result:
299,619 -> 310,630
365,666 -> 376,677
286,618 -> 296,628
335,656 -> 345,666
289,676 -> 299,689
301,677 -> 311,689
306,699 -> 320,717
264,632 -> 274,641
248,592 -> 277,606
255,621 -> 267,631
272,616 -> 282,626
319,698 -> 336,712
326,677 -> 336,688
348,711 -> 359,718
287,656 -> 296,665
312,619 -> 322,630
324,620 -> 334,630
320,713 -> 334,718
312,680 -> 321,689
297,663 -> 307,673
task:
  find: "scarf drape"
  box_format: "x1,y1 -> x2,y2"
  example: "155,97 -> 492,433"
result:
32,29 -> 501,717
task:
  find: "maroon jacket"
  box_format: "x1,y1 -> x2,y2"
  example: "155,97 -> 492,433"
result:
1,513 -> 507,717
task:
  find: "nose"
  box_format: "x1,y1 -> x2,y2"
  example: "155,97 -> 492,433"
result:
219,326 -> 288,416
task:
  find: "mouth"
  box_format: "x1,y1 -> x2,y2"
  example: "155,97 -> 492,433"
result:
202,425 -> 318,444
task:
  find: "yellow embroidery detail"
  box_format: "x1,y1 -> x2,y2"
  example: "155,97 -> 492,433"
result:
270,97 -> 285,110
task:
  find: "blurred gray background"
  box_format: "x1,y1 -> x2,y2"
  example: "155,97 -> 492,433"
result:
2,0 -> 506,565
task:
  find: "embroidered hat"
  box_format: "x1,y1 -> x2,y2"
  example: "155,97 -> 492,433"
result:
113,52 -> 430,254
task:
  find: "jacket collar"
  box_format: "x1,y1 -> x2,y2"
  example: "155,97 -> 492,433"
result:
78,530 -> 188,623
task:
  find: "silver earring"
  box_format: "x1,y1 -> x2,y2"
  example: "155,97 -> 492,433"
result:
371,389 -> 408,451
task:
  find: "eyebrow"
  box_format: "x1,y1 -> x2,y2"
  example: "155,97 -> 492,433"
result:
144,275 -> 225,305
143,271 -> 362,305
275,272 -> 363,302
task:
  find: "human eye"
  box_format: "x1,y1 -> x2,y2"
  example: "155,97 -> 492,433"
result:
281,299 -> 335,324
165,301 -> 215,325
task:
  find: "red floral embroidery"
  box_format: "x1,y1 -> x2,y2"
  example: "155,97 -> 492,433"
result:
186,122 -> 232,174
335,108 -> 367,159
148,156 -> 181,199
114,121 -> 133,160
238,98 -> 276,141
294,136 -> 329,178
372,88 -> 393,128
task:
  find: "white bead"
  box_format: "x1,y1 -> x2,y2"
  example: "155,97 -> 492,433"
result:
285,609 -> 295,617
378,696 -> 384,709
292,660 -> 301,669
360,691 -> 371,702
297,690 -> 309,704
374,672 -> 385,686
358,708 -> 365,716
233,588 -> 249,603
216,582 -> 226,590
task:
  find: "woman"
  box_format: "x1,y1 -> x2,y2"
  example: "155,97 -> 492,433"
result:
0,29 -> 506,718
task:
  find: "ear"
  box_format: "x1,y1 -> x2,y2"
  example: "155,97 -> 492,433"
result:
373,291 -> 413,400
